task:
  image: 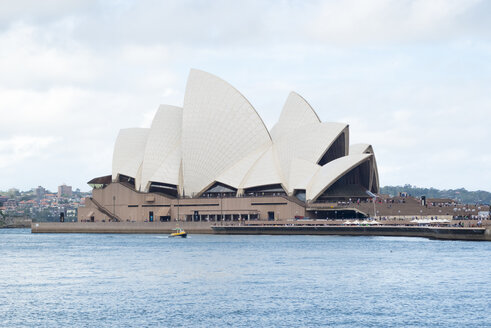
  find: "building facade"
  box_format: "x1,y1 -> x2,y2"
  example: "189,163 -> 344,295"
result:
79,70 -> 380,222
58,184 -> 72,198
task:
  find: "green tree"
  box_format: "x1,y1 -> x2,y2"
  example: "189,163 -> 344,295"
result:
380,185 -> 491,204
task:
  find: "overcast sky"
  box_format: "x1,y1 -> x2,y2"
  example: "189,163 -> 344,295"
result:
0,0 -> 490,192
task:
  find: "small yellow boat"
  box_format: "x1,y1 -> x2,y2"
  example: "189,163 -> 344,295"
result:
169,227 -> 187,238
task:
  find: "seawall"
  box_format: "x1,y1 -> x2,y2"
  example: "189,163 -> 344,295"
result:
212,225 -> 491,241
31,222 -> 490,241
1,218 -> 32,228
31,222 -> 212,234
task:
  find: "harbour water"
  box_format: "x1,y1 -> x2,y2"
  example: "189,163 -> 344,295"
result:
1,229 -> 489,327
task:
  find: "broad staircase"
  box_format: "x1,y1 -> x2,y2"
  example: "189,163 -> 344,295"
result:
89,197 -> 123,222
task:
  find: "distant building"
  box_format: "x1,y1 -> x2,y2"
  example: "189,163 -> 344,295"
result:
58,184 -> 72,198
67,209 -> 77,217
35,186 -> 46,200
80,69 -> 380,223
5,199 -> 17,210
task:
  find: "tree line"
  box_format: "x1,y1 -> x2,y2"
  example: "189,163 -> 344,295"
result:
380,185 -> 491,205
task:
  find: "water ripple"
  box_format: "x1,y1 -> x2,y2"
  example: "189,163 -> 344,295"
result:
0,229 -> 489,327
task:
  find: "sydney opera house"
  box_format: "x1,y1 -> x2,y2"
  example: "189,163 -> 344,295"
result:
79,69 -> 379,223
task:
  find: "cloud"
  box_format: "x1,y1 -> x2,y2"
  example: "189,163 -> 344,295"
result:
0,0 -> 490,191
0,135 -> 58,168
3,1 -> 490,47
47,0 -> 478,51
307,0 -> 488,44
0,0 -> 91,27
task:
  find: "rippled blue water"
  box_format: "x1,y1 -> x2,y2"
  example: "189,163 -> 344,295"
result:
0,229 -> 490,327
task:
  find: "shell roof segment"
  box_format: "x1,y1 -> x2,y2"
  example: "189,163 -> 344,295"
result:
110,69 -> 379,199
274,122 -> 348,193
240,145 -> 283,189
288,158 -> 321,192
216,142 -> 270,188
181,69 -> 272,196
112,128 -> 149,182
140,105 -> 182,191
349,143 -> 379,193
271,91 -> 321,139
349,143 -> 373,155
307,153 -> 372,201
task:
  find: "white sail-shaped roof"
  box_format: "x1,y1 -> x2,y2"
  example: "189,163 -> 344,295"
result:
108,69 -> 379,200
145,145 -> 181,188
306,153 -> 371,201
274,122 -> 348,193
112,128 -> 149,181
350,143 -> 379,192
182,69 -> 272,196
349,143 -> 373,155
271,92 -> 321,139
140,105 -> 182,191
216,144 -> 270,188
288,158 -> 321,192
240,146 -> 283,189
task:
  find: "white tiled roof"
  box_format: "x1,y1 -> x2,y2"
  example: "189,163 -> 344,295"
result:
306,154 -> 372,201
110,69 -> 380,198
270,91 -> 320,139
112,128 -> 149,183
140,105 -> 182,191
181,69 -> 271,196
